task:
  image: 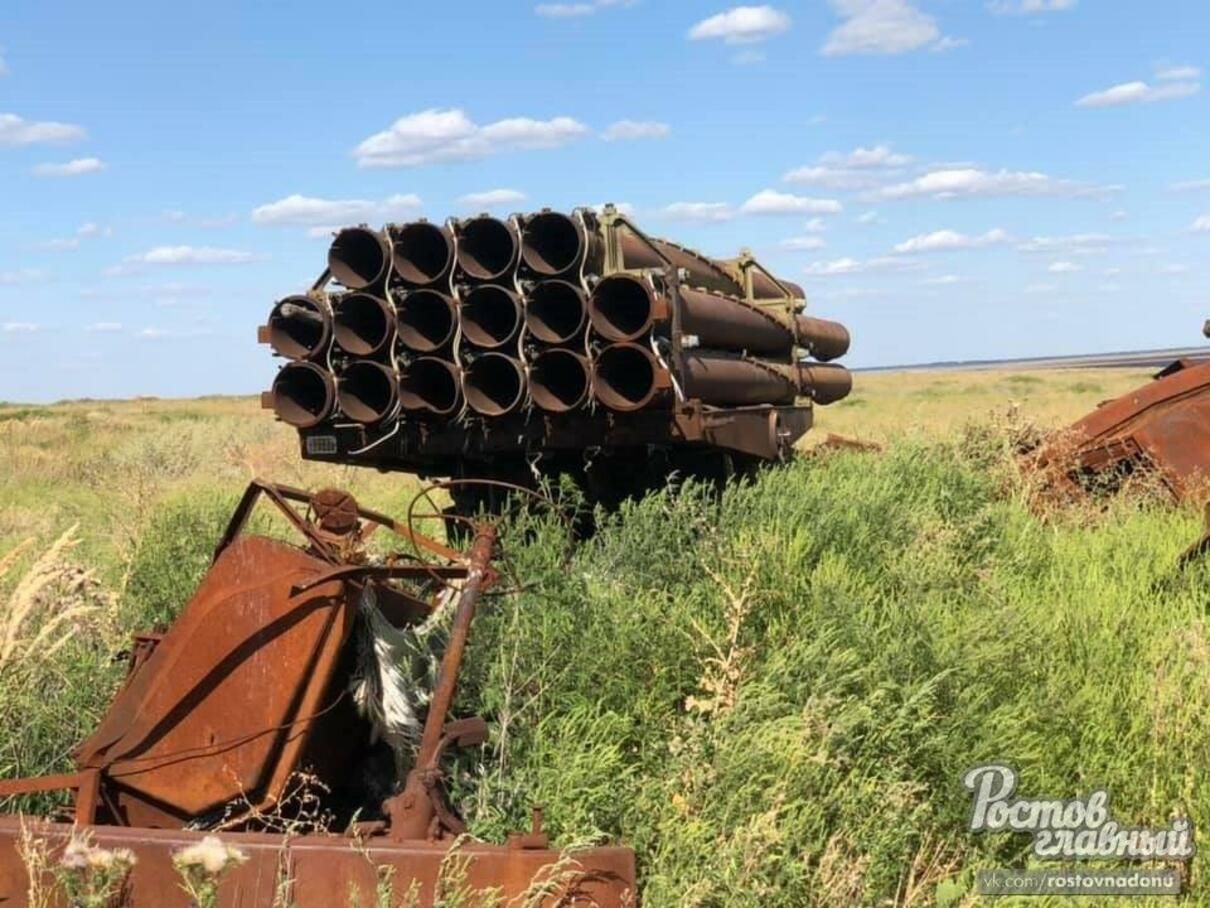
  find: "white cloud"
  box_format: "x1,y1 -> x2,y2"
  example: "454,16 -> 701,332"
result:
785,146 -> 912,190
251,193 -> 422,226
457,188 -> 528,209
112,246 -> 262,274
1025,283 -> 1057,294
803,255 -> 919,276
77,222 -> 111,238
39,238 -> 80,251
857,211 -> 882,225
780,235 -> 826,251
1156,64 -> 1202,82
40,222 -> 112,251
688,6 -> 791,44
1159,264 -> 1189,275
804,218 -> 827,233
740,189 -> 843,215
924,274 -> 963,285
1077,70 -> 1201,107
931,37 -> 969,53
1170,179 -> 1210,192
602,120 -> 671,141
0,113 -> 86,146
1017,233 -> 1114,254
139,327 -> 214,340
661,202 -> 735,222
822,0 -> 956,57
2,322 -> 38,333
989,0 -> 1076,13
1048,261 -> 1082,273
893,228 -> 1009,253
1191,215 -> 1210,233
732,49 -> 767,65
32,157 -> 105,177
354,108 -> 588,168
535,0 -> 632,17
877,167 -> 1114,200
0,269 -> 44,285
86,322 -> 122,333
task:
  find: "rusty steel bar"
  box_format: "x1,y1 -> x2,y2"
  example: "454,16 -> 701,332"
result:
328,226 -> 391,290
525,279 -> 588,344
271,362 -> 336,428
529,349 -> 591,412
796,362 -> 853,405
519,210 -> 603,278
462,353 -> 527,416
795,315 -> 851,362
398,357 -> 462,415
454,216 -> 519,283
395,289 -> 457,353
460,285 -> 523,349
391,221 -> 455,288
390,524 -> 497,841
263,295 -> 331,361
592,342 -> 665,411
332,292 -> 395,357
589,273 -> 659,342
336,361 -> 399,424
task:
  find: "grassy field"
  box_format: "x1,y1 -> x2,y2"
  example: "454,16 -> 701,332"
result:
1,365 -> 1206,906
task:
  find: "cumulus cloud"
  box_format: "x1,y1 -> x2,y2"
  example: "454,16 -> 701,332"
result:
661,202 -> 735,222
457,189 -> 528,209
0,269 -> 44,285
893,228 -> 1009,253
32,157 -> 105,177
138,327 -> 214,340
1192,215 -> 1210,233
1077,65 -> 1202,107
2,322 -> 38,333
110,247 -> 263,274
1048,261 -> 1082,273
780,235 -> 826,251
354,108 -> 588,168
740,190 -> 843,215
38,222 -> 112,252
877,167 -> 1115,200
688,6 -> 791,44
822,0 -> 957,57
86,322 -> 122,333
785,145 -> 912,190
535,0 -> 633,17
988,0 -> 1076,13
1017,233 -> 1114,254
251,193 -> 422,226
803,255 -> 919,276
1170,178 -> 1210,192
602,120 -> 671,141
0,113 -> 86,146
923,274 -> 963,285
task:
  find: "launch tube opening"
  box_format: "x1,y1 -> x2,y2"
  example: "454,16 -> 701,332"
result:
392,222 -> 453,286
521,212 -> 582,276
590,275 -> 655,342
526,280 -> 587,344
336,361 -> 398,424
399,357 -> 461,415
396,290 -> 456,352
530,350 -> 589,412
593,344 -> 658,411
464,354 -> 526,416
333,293 -> 393,356
328,227 -> 389,290
267,295 -> 330,361
272,363 -> 335,428
461,286 -> 522,349
456,217 -> 516,281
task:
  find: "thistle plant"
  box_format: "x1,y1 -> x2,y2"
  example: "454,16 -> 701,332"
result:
52,831 -> 136,908
172,835 -> 249,908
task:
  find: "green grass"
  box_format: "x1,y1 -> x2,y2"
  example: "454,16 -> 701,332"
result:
1,372 -> 1206,905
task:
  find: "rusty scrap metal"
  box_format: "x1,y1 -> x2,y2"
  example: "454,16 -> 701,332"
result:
1027,359 -> 1210,502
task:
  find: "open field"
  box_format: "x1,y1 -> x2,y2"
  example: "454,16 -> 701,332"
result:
1,365 -> 1206,906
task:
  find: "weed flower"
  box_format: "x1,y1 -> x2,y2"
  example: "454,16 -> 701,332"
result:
174,835 -> 247,874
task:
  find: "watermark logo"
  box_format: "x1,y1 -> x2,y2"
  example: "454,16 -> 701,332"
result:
963,764 -> 1194,862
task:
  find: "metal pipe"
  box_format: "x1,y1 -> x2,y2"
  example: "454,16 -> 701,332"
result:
680,353 -> 798,406
460,285 -> 523,349
525,280 -> 588,345
328,227 -> 391,290
616,229 -> 743,297
395,289 -> 457,353
520,211 -> 601,278
332,292 -> 395,357
529,349 -> 590,412
462,353 -> 527,416
592,343 -> 663,411
589,274 -> 657,342
679,287 -> 796,357
398,357 -> 462,415
795,315 -> 851,362
796,362 -> 853,405
265,295 -> 331,361
270,362 -> 336,428
336,361 -> 398,425
390,221 -> 454,288
454,216 -> 518,282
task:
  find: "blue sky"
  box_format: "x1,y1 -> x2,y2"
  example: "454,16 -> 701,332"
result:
0,0 -> 1207,402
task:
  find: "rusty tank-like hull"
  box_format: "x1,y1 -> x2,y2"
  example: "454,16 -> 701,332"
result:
259,205 -> 852,510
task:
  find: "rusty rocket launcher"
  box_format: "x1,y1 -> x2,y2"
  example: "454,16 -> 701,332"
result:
259,205 -> 852,512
